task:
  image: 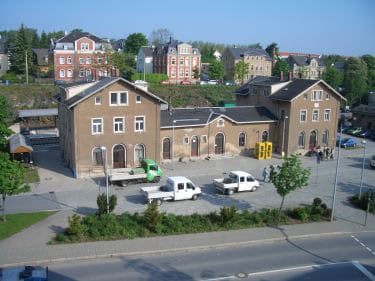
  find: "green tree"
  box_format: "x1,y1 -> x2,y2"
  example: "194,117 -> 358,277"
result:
149,28 -> 174,45
9,24 -> 34,75
193,68 -> 200,79
39,31 -> 49,48
362,55 -> 375,92
208,60 -> 224,81
143,201 -> 162,231
343,57 -> 368,106
234,60 -> 249,85
272,59 -> 290,77
269,155 -> 310,210
0,152 -> 30,222
322,65 -> 343,90
0,96 -> 13,151
96,193 -> 117,215
124,33 -> 148,55
265,42 -> 279,58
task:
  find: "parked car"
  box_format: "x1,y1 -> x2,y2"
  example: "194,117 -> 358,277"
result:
213,171 -> 259,195
140,176 -> 201,205
347,127 -> 362,135
340,126 -> 352,133
356,130 -> 372,138
369,131 -> 375,141
370,155 -> 375,169
340,138 -> 357,148
336,137 -> 349,146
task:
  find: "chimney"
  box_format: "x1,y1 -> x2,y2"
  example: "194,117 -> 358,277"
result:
280,71 -> 284,81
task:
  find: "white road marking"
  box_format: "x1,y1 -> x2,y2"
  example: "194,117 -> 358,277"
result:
351,235 -> 375,256
352,261 -> 375,281
200,261 -> 353,281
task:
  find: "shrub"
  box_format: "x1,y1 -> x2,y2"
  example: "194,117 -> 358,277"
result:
66,214 -> 86,238
220,206 -> 238,225
97,193 -> 117,215
249,211 -> 263,226
350,192 -> 375,214
258,208 -> 287,225
143,202 -> 162,232
290,207 -> 310,222
313,197 -> 322,207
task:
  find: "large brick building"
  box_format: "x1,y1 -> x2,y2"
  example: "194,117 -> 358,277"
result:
53,31 -> 118,82
153,39 -> 201,83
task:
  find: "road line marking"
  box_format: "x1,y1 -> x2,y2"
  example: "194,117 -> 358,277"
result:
352,261 -> 375,281
200,262 -> 353,281
351,235 -> 375,256
360,242 -> 366,247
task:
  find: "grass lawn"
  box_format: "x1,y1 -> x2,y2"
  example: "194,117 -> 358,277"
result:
0,211 -> 55,240
23,165 -> 40,183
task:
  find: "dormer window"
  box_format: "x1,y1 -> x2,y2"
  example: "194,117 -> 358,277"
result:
81,43 -> 89,51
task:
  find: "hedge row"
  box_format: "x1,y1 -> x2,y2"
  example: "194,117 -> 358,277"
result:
53,198 -> 331,244
350,192 -> 375,214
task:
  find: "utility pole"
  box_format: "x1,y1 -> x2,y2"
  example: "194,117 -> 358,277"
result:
25,50 -> 29,84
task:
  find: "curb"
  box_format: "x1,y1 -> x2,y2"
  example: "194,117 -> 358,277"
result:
2,229 -> 375,268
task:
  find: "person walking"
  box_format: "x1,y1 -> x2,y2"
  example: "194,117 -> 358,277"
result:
262,166 -> 269,182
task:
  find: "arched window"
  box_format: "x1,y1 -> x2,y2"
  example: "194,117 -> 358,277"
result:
215,133 -> 225,154
113,144 -> 126,168
162,138 -> 171,160
322,130 -> 329,145
262,131 -> 268,142
92,147 -> 103,165
309,130 -> 317,148
239,132 -> 246,147
298,132 -> 305,148
134,144 -> 145,166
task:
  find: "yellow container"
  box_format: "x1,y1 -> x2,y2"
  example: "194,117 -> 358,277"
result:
265,142 -> 272,159
254,142 -> 266,160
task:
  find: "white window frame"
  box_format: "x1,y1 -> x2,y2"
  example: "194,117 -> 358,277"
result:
79,57 -> 84,64
325,92 -> 330,100
311,90 -> 323,101
217,118 -> 225,127
201,135 -> 207,143
86,57 -> 91,64
67,57 -> 72,64
67,69 -> 73,78
312,109 -> 319,122
136,95 -> 142,104
324,109 -> 331,121
183,136 -> 189,144
91,118 -> 103,135
134,116 -> 145,132
109,91 -> 128,106
59,69 -> 65,78
79,69 -> 85,77
95,96 -> 101,105
113,117 -> 125,133
59,56 -> 65,64
300,109 -> 307,122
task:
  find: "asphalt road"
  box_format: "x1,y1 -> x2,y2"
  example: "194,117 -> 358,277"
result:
47,232 -> 375,281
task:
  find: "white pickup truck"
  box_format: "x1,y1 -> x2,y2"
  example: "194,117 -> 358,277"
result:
213,171 -> 259,195
140,176 -> 201,205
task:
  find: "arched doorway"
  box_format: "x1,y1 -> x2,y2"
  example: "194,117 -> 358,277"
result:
134,144 -> 145,167
162,138 -> 171,160
215,133 -> 225,155
262,131 -> 268,142
309,130 -> 317,149
113,144 -> 126,168
191,136 -> 199,157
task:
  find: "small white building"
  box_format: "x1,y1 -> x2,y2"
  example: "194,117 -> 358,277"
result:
136,46 -> 154,74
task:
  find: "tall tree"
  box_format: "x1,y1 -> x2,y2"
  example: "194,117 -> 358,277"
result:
0,96 -> 13,151
9,24 -> 33,75
39,31 -> 49,48
265,42 -> 279,58
343,57 -> 368,106
362,55 -> 375,92
124,33 -> 148,54
272,59 -> 289,77
269,155 -> 310,210
0,152 -> 30,222
322,65 -> 343,91
234,60 -> 249,85
208,60 -> 225,81
149,28 -> 173,45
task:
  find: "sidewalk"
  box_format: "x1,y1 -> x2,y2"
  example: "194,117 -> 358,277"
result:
1,209 -> 374,267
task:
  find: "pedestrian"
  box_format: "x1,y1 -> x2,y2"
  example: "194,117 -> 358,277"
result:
330,148 -> 334,159
262,166 -> 269,182
318,150 -> 323,161
325,147 -> 329,159
317,151 -> 321,164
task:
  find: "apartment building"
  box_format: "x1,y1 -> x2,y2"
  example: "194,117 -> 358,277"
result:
222,47 -> 272,83
286,55 -> 325,80
153,39 -> 201,83
53,31 -> 117,82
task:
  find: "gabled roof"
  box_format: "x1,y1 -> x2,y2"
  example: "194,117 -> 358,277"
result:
288,55 -> 325,67
57,31 -> 104,43
270,79 -> 346,102
226,47 -> 271,61
160,106 -> 277,128
62,77 -> 167,108
234,76 -> 286,95
140,46 -> 154,57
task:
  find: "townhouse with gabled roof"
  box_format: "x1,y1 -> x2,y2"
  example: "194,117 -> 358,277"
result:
235,76 -> 346,156
222,47 -> 272,84
53,31 -> 118,82
286,55 -> 325,80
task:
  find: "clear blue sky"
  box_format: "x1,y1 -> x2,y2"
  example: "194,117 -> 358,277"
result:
1,0 -> 374,56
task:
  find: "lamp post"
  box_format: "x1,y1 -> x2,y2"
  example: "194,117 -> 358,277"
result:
100,146 -> 109,214
359,140 -> 366,197
281,115 -> 288,158
331,126 -> 342,222
172,118 -> 199,170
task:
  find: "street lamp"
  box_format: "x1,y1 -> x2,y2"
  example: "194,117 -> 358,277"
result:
281,115 -> 288,158
331,125 -> 343,222
359,140 -> 366,197
100,146 -> 109,214
172,118 -> 199,170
